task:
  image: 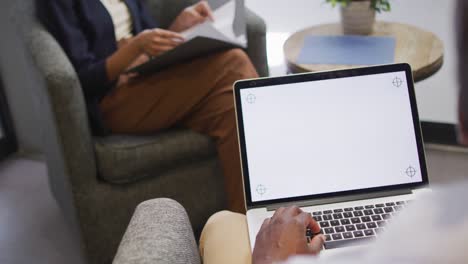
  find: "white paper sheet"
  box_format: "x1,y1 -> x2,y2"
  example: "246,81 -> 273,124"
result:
180,0 -> 246,46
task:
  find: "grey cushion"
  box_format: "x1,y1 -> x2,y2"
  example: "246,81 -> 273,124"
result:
113,198 -> 201,264
95,130 -> 217,184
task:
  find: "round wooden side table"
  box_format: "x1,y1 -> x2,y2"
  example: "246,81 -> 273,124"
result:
283,21 -> 444,82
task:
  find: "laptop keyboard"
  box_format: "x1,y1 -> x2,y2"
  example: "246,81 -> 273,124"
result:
306,200 -> 409,249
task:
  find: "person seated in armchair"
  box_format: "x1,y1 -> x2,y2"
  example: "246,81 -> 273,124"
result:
37,0 -> 258,213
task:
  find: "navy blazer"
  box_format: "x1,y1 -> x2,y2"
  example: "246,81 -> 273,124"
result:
37,0 -> 158,134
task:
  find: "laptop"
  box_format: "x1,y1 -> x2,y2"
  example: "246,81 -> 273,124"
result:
233,63 -> 430,255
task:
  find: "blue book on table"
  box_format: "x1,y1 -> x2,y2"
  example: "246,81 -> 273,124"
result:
297,35 -> 396,65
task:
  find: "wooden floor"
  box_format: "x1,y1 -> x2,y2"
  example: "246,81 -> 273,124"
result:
0,158 -> 85,264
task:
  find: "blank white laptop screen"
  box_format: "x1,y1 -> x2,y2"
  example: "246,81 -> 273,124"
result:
239,71 -> 423,203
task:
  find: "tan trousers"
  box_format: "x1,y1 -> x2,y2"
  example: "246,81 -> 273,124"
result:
200,211 -> 251,264
100,49 -> 258,213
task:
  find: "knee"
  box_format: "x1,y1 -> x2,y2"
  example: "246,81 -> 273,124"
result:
223,48 -> 259,80
202,211 -> 247,238
201,211 -> 244,243
223,49 -> 255,71
206,210 -> 244,225
224,48 -> 250,62
199,211 -> 250,262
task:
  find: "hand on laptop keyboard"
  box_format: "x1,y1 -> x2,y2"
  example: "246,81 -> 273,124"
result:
310,200 -> 410,249
252,206 -> 325,264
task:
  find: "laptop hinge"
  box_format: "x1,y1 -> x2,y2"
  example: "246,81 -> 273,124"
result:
266,189 -> 412,211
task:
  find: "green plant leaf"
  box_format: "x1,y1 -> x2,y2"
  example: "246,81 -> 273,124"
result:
325,0 -> 391,11
383,2 -> 391,11
370,0 -> 392,12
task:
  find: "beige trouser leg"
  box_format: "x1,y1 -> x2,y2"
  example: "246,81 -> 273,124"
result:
199,211 -> 252,264
100,49 -> 258,213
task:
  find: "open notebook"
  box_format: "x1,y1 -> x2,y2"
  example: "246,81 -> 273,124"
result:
128,0 -> 246,75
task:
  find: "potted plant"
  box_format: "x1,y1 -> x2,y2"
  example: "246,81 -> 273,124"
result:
326,0 -> 391,35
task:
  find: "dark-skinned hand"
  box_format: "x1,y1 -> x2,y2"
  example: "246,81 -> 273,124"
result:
252,206 -> 325,264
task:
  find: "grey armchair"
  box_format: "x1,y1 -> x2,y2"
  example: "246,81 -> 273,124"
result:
12,0 -> 268,263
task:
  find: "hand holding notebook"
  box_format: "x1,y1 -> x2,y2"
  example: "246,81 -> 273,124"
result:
180,0 -> 246,45
127,0 -> 246,76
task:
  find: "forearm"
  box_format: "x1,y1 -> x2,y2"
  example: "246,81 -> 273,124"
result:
105,38 -> 141,82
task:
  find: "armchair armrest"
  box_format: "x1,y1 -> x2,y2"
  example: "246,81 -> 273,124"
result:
245,8 -> 269,77
145,0 -> 197,28
113,198 -> 201,264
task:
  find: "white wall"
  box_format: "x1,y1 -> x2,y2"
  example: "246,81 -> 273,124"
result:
379,0 -> 458,124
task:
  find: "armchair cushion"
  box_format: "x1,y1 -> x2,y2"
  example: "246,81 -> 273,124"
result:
95,130 -> 217,184
113,198 -> 201,264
